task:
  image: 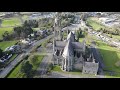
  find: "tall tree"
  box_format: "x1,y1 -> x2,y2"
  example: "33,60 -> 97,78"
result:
21,61 -> 33,78
2,31 -> 10,41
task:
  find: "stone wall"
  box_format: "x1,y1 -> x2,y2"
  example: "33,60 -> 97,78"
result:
82,62 -> 99,75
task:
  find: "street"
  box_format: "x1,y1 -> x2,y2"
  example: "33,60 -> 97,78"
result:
0,34 -> 53,78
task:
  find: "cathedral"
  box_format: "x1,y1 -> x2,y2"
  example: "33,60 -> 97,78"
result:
52,13 -> 99,75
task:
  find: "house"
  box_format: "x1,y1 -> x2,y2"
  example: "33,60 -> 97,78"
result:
0,54 -> 12,62
36,30 -> 47,37
5,45 -> 21,53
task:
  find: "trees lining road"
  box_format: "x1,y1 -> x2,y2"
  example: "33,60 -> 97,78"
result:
0,34 -> 53,78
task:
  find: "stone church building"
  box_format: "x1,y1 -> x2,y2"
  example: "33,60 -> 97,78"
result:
52,13 -> 99,75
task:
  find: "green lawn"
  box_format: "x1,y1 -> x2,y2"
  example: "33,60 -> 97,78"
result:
7,62 -> 24,78
86,17 -> 105,31
96,40 -> 120,72
1,17 -> 22,27
52,65 -> 63,72
0,41 -> 17,51
0,27 -> 13,39
87,34 -> 120,77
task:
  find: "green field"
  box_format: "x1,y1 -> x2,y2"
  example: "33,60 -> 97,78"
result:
87,34 -> 120,77
0,27 -> 13,39
0,41 -> 17,51
96,39 -> 120,73
83,34 -> 120,74
86,17 -> 105,31
7,55 -> 44,78
1,17 -> 22,27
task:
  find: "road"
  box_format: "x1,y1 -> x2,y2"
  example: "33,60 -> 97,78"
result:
45,71 -> 105,78
35,54 -> 53,78
0,54 -> 24,78
0,34 -> 53,78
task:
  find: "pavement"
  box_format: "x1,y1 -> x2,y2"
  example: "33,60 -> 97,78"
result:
35,54 -> 53,78
45,71 -> 105,78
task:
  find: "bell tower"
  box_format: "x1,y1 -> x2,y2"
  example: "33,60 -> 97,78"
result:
53,12 -> 62,41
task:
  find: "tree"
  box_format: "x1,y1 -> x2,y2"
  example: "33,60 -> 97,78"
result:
13,26 -> 22,39
24,20 -> 38,28
0,48 -> 3,58
29,55 -> 38,65
109,34 -> 112,38
13,25 -> 33,39
21,61 -> 33,78
2,31 -> 10,41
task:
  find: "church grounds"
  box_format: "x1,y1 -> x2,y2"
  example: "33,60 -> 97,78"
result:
89,34 -> 120,77
50,65 -> 97,78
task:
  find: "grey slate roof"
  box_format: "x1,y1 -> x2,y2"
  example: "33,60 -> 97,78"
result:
62,39 -> 74,58
55,41 -> 67,48
72,42 -> 84,49
67,32 -> 75,42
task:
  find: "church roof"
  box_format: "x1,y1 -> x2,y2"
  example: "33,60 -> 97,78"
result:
62,39 -> 74,58
55,41 -> 66,48
67,32 -> 75,42
72,42 -> 84,49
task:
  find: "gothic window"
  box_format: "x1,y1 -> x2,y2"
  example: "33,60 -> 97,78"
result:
77,52 -> 80,58
60,49 -> 63,55
74,51 -> 76,57
56,50 -> 60,56
66,59 -> 68,65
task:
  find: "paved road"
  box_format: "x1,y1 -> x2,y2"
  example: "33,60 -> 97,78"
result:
35,54 -> 53,78
0,54 -> 24,78
45,71 -> 105,78
0,34 -> 53,78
